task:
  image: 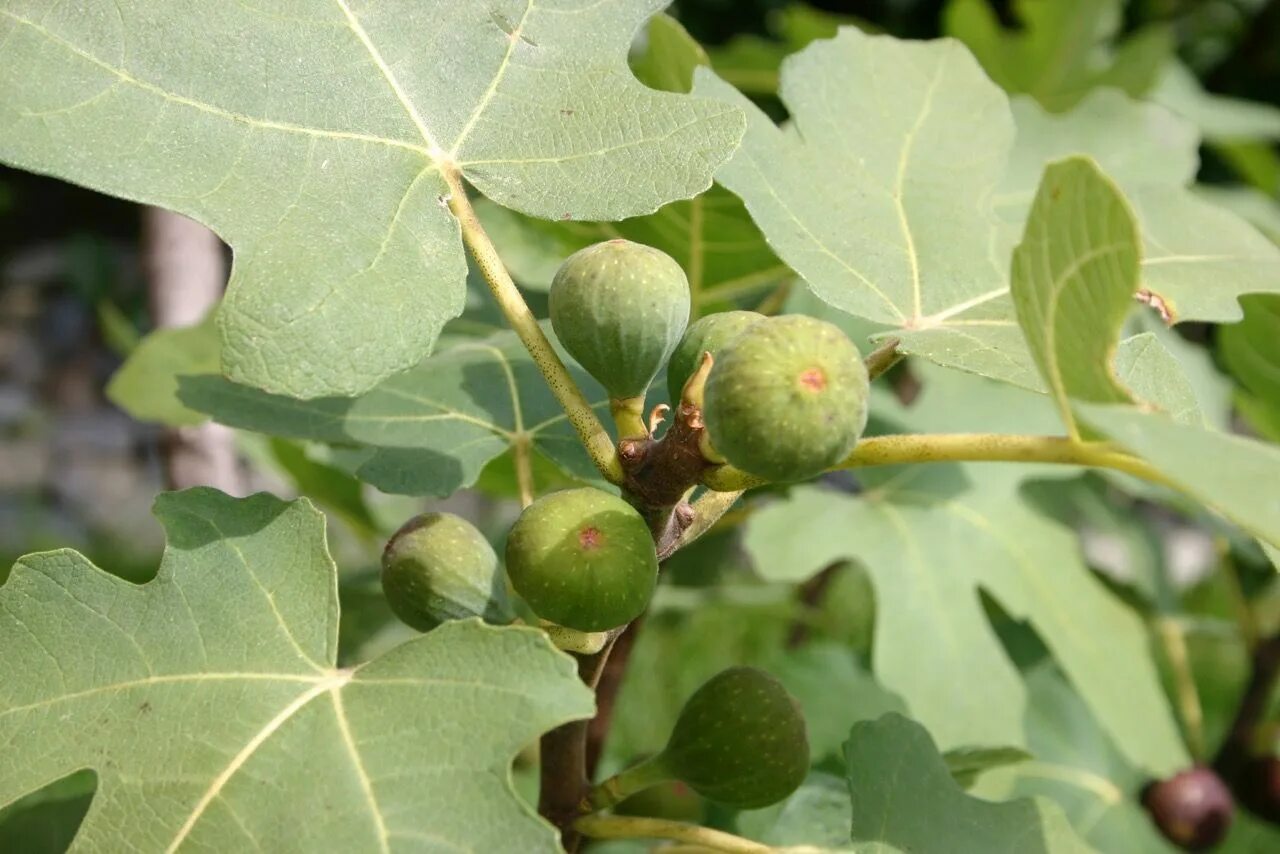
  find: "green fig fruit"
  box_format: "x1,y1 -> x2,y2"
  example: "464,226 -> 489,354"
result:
615,778 -> 705,823
504,488 -> 657,632
666,310 -> 765,403
550,239 -> 690,399
660,666 -> 809,809
381,513 -> 512,632
703,315 -> 869,482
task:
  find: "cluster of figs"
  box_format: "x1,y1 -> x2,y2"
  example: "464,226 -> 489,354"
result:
380,239 -> 875,811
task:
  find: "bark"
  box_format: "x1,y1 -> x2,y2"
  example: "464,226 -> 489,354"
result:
142,207 -> 243,494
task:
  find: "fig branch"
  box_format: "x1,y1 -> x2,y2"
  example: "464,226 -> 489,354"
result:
573,815 -> 771,853
444,171 -> 623,485
702,433 -> 1174,492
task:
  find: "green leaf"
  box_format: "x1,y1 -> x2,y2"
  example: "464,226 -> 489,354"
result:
845,714 -> 1089,853
944,0 -> 1169,113
1149,61 -> 1280,143
1001,93 -> 1280,327
1011,157 -> 1139,435
971,662 -> 1173,853
0,1 -> 743,398
996,92 -> 1199,221
1197,186 -> 1280,243
0,488 -> 593,851
943,746 -> 1033,790
1220,295 -> 1280,408
1075,403 -> 1280,550
179,328 -> 606,497
105,312 -> 221,426
1115,334 -> 1202,427
263,438 -> 380,539
0,771 -> 95,854
743,371 -> 1187,774
631,13 -> 706,95
695,32 -> 1278,393
694,29 -> 1013,331
471,16 -> 786,313
755,773 -> 857,851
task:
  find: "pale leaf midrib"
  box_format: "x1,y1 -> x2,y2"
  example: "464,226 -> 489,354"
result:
165,670 -> 353,853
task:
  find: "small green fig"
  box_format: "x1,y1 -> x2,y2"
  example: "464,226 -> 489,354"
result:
504,488 -> 657,632
666,310 -> 765,403
615,778 -> 705,823
381,513 -> 512,632
703,315 -> 869,482
550,239 -> 690,398
660,666 -> 809,809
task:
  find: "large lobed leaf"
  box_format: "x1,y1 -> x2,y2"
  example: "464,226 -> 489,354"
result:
179,328 -> 607,496
693,29 -> 1280,393
844,715 -> 1088,853
479,13 -> 786,313
0,0 -> 743,399
1006,157 -> 1280,549
0,488 -> 593,851
743,373 -> 1188,775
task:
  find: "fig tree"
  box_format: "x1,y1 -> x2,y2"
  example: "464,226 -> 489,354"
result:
660,666 -> 809,809
504,487 -> 657,632
703,315 -> 869,482
666,310 -> 765,403
381,513 -> 512,632
1142,766 -> 1234,851
549,239 -> 690,399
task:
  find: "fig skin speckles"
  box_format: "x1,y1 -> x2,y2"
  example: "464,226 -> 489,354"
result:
550,239 -> 690,399
660,666 -> 809,809
381,513 -> 512,632
504,487 -> 658,632
703,315 -> 869,482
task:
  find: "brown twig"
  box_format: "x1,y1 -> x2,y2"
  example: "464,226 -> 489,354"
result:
539,632 -> 622,851
585,616 -> 645,779
1214,631 -> 1280,782
786,562 -> 842,649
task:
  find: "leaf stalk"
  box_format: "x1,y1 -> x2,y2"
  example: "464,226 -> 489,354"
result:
702,433 -> 1176,492
573,815 -> 772,853
444,170 -> 623,484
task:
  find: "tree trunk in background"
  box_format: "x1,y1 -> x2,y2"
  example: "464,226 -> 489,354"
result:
143,207 -> 244,494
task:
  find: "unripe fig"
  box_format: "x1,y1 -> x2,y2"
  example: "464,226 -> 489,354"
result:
1142,766 -> 1234,851
666,310 -> 765,403
703,315 -> 869,482
504,488 -> 657,632
615,778 -> 705,823
550,239 -> 690,398
659,666 -> 809,809
381,513 -> 512,632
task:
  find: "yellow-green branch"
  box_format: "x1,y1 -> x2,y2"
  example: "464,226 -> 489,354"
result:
574,815 -> 771,853
444,170 -> 622,484
702,433 -> 1174,492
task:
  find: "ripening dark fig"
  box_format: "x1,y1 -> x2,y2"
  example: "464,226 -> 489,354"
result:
659,666 -> 809,809
666,310 -> 765,403
381,513 -> 512,632
703,315 -> 869,482
550,239 -> 690,399
1142,766 -> 1234,851
504,488 -> 657,632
